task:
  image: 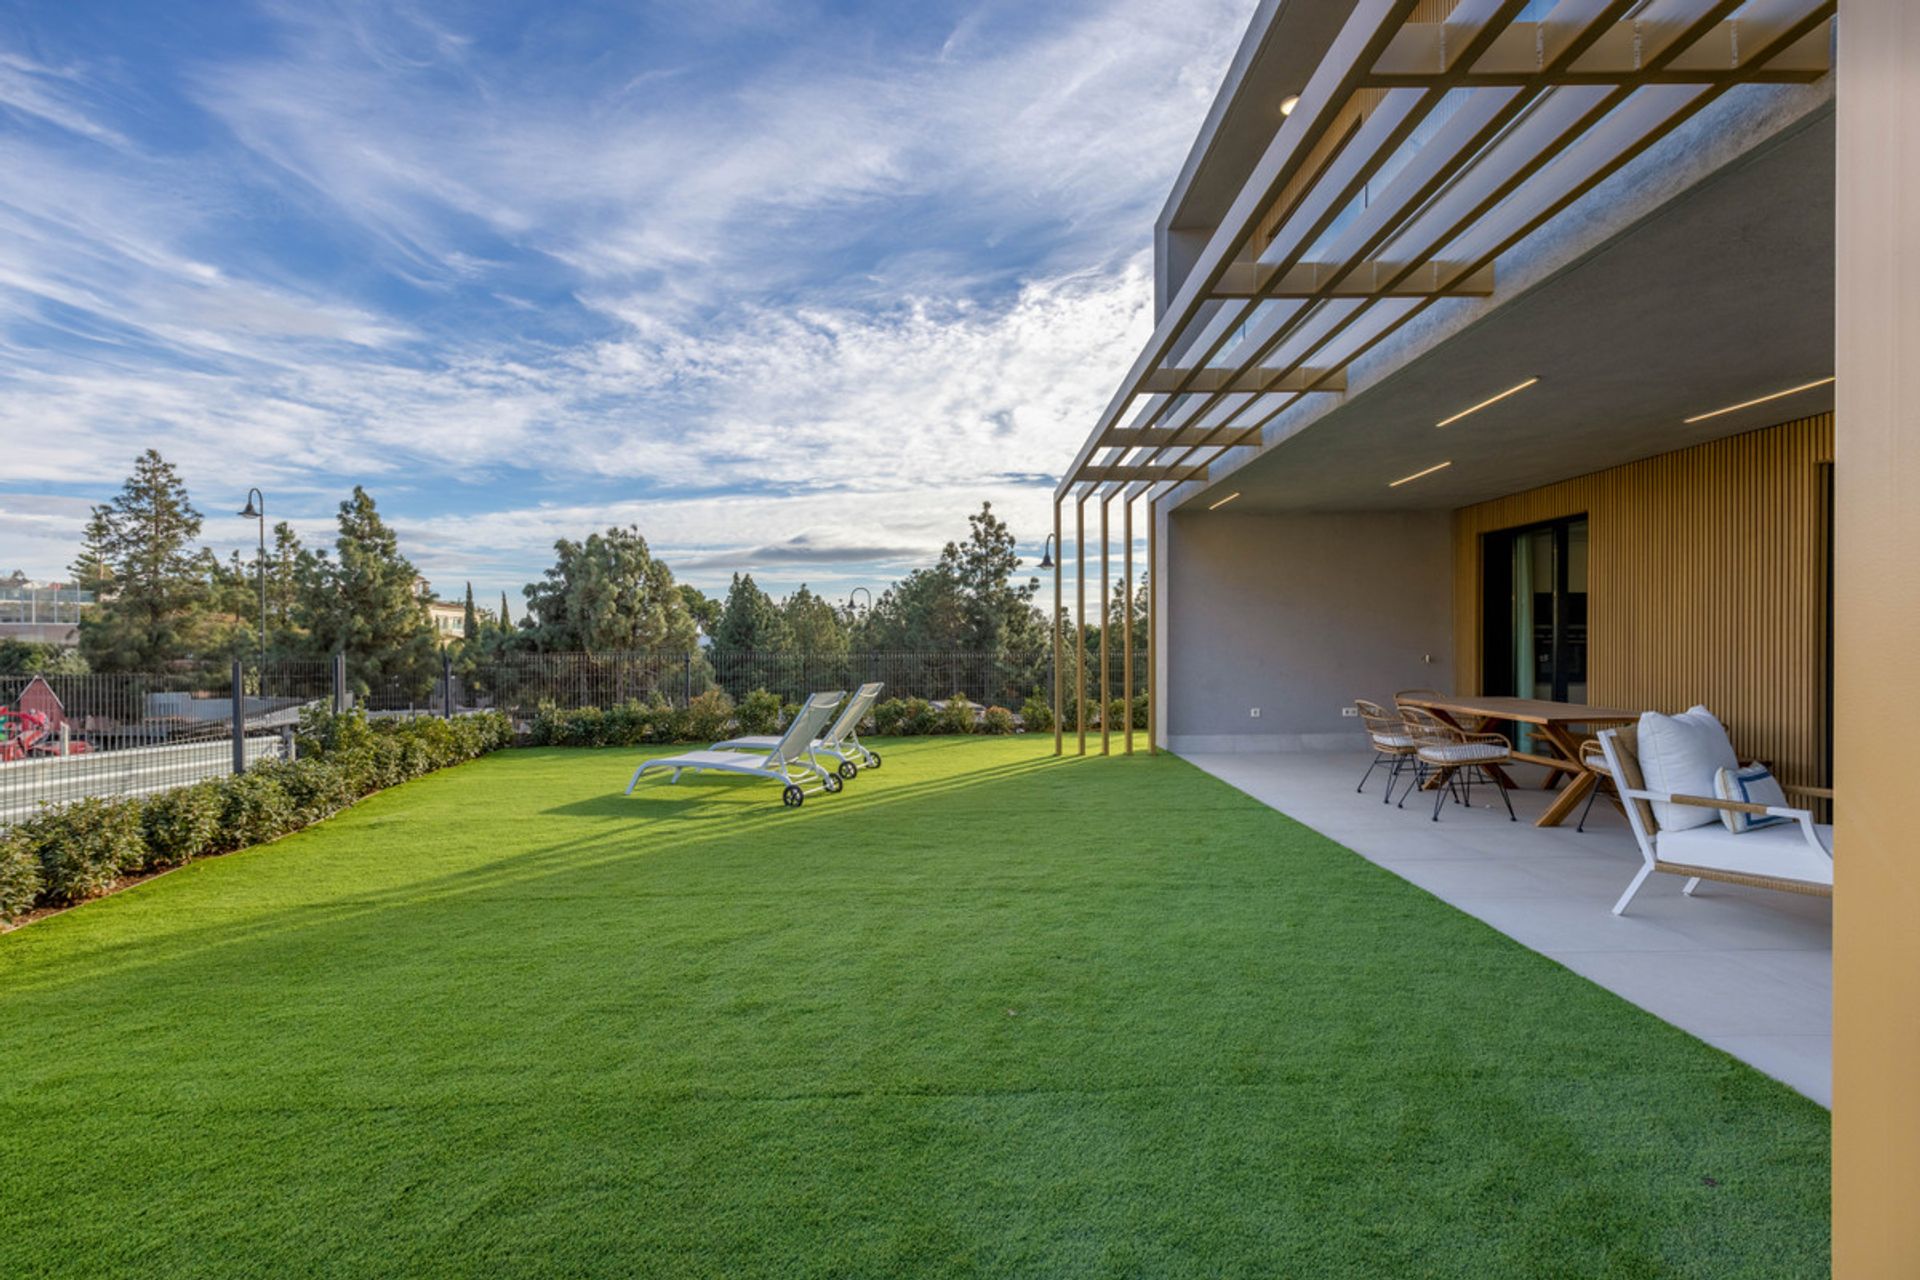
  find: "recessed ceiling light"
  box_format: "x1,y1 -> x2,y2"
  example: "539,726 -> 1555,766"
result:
1435,376 -> 1540,428
1208,491 -> 1241,510
1389,461 -> 1452,488
1279,94 -> 1300,117
1682,376 -> 1835,425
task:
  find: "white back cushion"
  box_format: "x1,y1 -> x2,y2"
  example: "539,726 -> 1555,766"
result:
1637,705 -> 1738,831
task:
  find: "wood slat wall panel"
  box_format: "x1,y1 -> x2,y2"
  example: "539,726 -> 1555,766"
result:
1451,414 -> 1834,787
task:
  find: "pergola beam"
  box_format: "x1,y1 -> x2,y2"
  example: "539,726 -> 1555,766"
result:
1137,366 -> 1347,395
1365,19 -> 1831,87
1079,463 -> 1209,484
1213,260 -> 1493,299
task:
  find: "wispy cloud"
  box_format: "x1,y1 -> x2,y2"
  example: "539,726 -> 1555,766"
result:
1,0 -> 1254,598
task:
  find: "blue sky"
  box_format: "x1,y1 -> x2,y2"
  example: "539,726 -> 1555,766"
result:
0,0 -> 1252,607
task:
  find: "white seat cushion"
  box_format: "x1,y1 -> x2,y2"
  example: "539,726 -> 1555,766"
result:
1370,733 -> 1414,749
1418,742 -> 1509,764
1655,822 -> 1834,886
1637,706 -> 1739,832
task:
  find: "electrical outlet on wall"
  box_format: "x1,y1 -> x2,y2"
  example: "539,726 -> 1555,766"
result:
1341,706 -> 1359,717
1249,707 -> 1261,718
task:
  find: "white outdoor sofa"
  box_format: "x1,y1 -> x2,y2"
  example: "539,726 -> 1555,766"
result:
625,691 -> 844,808
711,681 -> 885,779
1597,720 -> 1833,916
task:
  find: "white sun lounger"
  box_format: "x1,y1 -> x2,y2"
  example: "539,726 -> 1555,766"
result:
625,691 -> 844,808
709,681 -> 886,779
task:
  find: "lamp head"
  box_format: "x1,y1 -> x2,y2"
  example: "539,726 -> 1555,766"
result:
238,491 -> 262,520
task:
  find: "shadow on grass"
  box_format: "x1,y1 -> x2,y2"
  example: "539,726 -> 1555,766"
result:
0,741 -> 1132,997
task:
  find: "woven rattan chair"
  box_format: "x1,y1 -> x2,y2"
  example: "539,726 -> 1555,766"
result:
1596,725 -> 1833,915
1397,706 -> 1517,822
1352,699 -> 1418,803
1575,737 -> 1615,832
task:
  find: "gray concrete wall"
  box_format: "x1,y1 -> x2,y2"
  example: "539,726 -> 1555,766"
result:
1162,509 -> 1453,753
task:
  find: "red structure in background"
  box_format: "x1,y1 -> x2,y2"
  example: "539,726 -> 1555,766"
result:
0,676 -> 90,761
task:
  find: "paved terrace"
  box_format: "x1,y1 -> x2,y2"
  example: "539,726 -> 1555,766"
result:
1184,751 -> 1833,1106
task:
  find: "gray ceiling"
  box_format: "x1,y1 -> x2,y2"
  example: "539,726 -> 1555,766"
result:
1192,106 -> 1836,514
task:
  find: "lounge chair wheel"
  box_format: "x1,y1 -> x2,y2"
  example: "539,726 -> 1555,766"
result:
822,773 -> 843,794
867,752 -> 882,769
782,784 -> 805,808
837,761 -> 857,781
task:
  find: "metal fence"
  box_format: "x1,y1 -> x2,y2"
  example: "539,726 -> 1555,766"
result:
1,648 -> 1148,825
439,650 -> 1063,719
0,661 -> 334,828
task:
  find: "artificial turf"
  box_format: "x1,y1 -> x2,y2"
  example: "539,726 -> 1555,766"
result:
0,738 -> 1828,1278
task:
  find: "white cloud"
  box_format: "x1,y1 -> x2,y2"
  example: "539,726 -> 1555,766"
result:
2,0 -> 1256,593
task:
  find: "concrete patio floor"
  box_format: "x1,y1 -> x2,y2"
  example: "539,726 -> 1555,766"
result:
1184,750 -> 1833,1106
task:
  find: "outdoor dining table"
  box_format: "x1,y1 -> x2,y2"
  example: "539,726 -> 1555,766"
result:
1395,694 -> 1641,829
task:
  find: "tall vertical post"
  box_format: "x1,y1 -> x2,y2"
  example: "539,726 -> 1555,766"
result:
1075,496 -> 1087,756
442,651 -> 453,720
683,652 -> 692,707
1147,496 -> 1158,756
332,651 -> 347,714
1052,498 -> 1063,756
1835,3 -> 1920,1268
1099,494 -> 1111,757
1123,494 -> 1134,756
230,659 -> 246,777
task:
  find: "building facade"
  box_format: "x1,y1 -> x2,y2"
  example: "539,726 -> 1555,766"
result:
1050,0 -> 1914,1269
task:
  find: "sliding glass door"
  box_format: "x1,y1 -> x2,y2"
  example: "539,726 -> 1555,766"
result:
1481,515 -> 1589,713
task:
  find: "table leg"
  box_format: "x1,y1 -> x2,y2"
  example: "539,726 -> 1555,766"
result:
1539,770 -> 1598,828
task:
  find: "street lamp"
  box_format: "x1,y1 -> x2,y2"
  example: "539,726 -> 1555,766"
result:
237,488 -> 266,669
848,586 -> 872,613
1038,534 -> 1056,571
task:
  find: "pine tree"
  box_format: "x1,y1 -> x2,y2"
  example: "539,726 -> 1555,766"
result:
300,487 -> 436,693
709,573 -> 790,658
76,450 -> 209,671
522,526 -> 698,652
462,581 -> 478,641
68,510 -> 114,598
781,585 -> 847,654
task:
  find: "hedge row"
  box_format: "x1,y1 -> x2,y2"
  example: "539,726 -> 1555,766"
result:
527,689 -> 1031,749
0,709 -> 512,924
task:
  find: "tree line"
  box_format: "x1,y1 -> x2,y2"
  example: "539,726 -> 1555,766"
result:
10,451 -> 1146,698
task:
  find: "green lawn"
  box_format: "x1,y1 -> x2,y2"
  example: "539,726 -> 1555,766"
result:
0,739 -> 1828,1278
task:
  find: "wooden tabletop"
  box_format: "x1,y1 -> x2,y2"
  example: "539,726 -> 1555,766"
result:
1398,694 -> 1640,726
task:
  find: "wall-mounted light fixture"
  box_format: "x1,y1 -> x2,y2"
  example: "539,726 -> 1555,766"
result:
1208,492 -> 1241,510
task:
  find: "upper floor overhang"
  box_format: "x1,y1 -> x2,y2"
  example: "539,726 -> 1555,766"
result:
1061,0 -> 1837,510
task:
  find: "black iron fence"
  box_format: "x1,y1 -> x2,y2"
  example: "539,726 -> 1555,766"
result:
2,648 -> 1149,825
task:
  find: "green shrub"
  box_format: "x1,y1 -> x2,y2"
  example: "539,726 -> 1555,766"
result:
0,709 -> 516,925
1019,692 -> 1053,734
981,706 -> 1017,735
737,688 -> 782,736
935,696 -> 975,735
1131,692 -> 1149,730
218,768 -> 296,850
684,689 -> 735,743
781,700 -> 802,728
876,696 -> 935,736
141,781 -> 224,869
19,797 -> 146,906
0,832 -> 42,922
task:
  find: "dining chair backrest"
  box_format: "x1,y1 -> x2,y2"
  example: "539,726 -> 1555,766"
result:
1353,699 -> 1412,748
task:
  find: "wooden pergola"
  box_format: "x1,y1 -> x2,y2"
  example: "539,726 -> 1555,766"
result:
1050,0 -> 1834,758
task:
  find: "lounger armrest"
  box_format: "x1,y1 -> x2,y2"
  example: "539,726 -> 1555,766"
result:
1782,783 -> 1834,802
1618,787 -> 1812,820
1620,788 -> 1832,858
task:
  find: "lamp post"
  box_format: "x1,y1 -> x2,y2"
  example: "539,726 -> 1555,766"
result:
1037,534 -> 1055,571
237,489 -> 266,670
848,586 -> 872,614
